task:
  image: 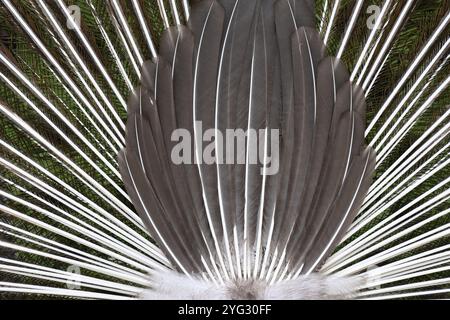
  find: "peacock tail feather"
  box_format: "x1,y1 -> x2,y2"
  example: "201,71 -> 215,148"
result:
0,0 -> 448,299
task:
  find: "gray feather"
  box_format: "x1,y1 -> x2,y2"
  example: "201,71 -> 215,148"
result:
189,0 -> 226,246
302,148 -> 376,273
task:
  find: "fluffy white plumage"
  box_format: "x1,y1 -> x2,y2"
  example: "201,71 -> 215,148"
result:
140,269 -> 364,300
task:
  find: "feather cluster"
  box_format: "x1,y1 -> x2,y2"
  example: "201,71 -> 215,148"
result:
0,0 -> 448,301
119,0 -> 375,299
